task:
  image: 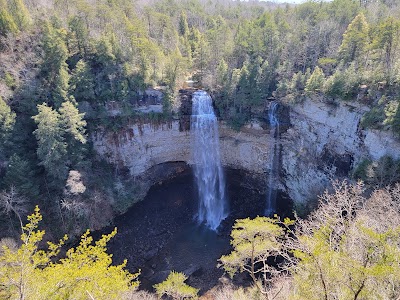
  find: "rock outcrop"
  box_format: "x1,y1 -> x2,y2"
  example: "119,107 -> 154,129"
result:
282,98 -> 400,206
92,91 -> 400,208
92,119 -> 273,200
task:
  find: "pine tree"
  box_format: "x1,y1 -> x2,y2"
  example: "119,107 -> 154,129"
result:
32,103 -> 68,181
305,66 -> 326,93
7,0 -> 30,31
0,0 -> 17,37
41,22 -> 70,107
69,60 -> 95,102
338,13 -> 369,65
3,154 -> 39,199
0,96 -> 16,153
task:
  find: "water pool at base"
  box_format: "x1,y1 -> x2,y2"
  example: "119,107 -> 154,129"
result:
103,168 -> 291,293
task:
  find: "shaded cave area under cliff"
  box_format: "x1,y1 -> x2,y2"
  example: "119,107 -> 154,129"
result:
100,163 -> 292,294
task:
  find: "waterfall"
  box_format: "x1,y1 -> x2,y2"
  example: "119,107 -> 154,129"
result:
266,101 -> 280,216
191,91 -> 227,230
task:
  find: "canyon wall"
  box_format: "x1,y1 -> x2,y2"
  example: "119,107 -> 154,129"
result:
92,93 -> 400,207
92,119 -> 273,200
282,98 -> 400,206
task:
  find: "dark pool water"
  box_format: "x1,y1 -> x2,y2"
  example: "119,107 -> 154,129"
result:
104,168 -> 291,293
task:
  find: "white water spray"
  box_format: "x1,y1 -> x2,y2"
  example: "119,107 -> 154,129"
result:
191,91 -> 227,230
266,101 -> 279,216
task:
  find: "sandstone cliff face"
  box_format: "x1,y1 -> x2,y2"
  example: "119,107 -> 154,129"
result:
282,98 -> 400,206
92,120 -> 273,200
92,94 -> 400,208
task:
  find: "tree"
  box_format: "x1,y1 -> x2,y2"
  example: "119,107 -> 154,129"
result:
371,17 -> 400,81
69,60 -> 95,102
178,11 -> 189,37
59,100 -> 87,145
0,96 -> 16,152
41,22 -> 70,107
291,181 -> 400,300
154,271 -> 198,300
305,66 -> 325,93
0,206 -> 139,300
216,58 -> 228,87
0,0 -> 17,38
219,216 -> 294,298
0,186 -> 28,230
68,15 -> 91,56
338,13 -> 369,65
32,103 -> 67,181
3,154 -> 39,199
6,0 -> 30,31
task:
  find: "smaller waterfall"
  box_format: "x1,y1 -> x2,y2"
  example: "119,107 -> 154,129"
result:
191,91 -> 227,230
266,101 -> 280,216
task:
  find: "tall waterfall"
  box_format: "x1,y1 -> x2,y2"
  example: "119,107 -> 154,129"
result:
266,101 -> 280,216
191,91 -> 227,230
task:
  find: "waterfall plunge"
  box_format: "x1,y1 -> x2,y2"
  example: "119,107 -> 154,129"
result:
191,91 -> 227,230
266,101 -> 280,216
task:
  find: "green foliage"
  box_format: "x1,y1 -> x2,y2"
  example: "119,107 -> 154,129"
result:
69,60 -> 95,102
353,155 -> 400,187
0,0 -> 17,37
3,72 -> 15,89
370,17 -> 400,80
216,58 -> 228,87
154,271 -> 198,300
6,0 -> 31,31
68,15 -> 91,56
383,100 -> 400,135
305,66 -> 325,93
352,158 -> 372,182
3,154 -> 39,199
360,106 -> 385,129
323,65 -> 361,100
178,11 -> 189,37
0,207 -> 139,300
59,100 -> 87,144
0,96 -> 16,149
32,103 -> 68,181
338,13 -> 369,65
41,22 -> 70,107
219,216 -> 294,295
291,181 -> 400,300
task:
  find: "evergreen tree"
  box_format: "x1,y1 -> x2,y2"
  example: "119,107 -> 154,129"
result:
338,13 -> 369,65
32,103 -> 68,181
6,0 -> 30,31
0,96 -> 16,154
41,22 -> 70,107
0,0 -> 17,37
305,66 -> 326,93
3,154 -> 39,199
69,60 -> 95,102
59,100 -> 87,166
178,11 -> 189,37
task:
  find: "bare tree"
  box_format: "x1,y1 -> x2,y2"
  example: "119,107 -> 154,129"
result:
0,186 -> 28,231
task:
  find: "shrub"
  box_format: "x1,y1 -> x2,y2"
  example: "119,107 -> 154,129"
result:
153,271 -> 198,300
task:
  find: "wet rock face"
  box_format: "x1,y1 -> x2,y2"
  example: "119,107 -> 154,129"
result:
92,90 -> 275,202
178,89 -> 194,131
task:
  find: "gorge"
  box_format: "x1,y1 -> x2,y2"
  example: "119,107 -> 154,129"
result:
93,90 -> 400,214
89,89 -> 400,292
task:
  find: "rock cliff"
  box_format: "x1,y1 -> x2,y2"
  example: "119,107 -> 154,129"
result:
282,98 -> 400,206
92,92 -> 400,208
